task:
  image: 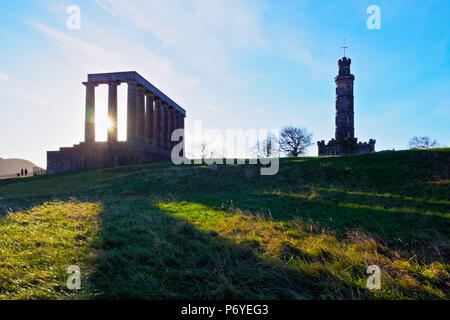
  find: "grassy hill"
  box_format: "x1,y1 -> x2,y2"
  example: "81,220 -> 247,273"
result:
0,157 -> 37,177
0,149 -> 448,299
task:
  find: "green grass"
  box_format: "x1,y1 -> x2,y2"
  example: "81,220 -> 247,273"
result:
0,149 -> 449,299
0,201 -> 101,299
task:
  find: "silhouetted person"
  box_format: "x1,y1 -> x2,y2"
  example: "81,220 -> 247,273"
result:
25,168 -> 28,176
21,168 -> 24,176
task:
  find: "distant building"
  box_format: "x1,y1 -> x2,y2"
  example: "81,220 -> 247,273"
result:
318,55 -> 375,156
33,167 -> 46,176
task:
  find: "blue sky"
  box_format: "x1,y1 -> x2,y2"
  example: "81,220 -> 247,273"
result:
0,0 -> 449,167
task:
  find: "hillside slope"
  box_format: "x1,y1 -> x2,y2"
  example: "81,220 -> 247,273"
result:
0,149 -> 449,299
0,157 -> 38,177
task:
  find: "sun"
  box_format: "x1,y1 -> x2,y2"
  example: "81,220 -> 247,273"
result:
107,117 -> 114,131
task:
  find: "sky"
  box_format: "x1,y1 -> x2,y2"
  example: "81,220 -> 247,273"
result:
0,0 -> 449,167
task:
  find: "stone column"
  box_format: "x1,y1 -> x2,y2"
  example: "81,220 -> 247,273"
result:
175,113 -> 180,137
145,92 -> 154,144
167,106 -> 174,150
179,113 -> 185,158
136,85 -> 145,142
126,81 -> 137,141
154,98 -> 162,148
171,109 -> 178,149
83,82 -> 97,143
107,81 -> 119,143
176,112 -> 181,132
161,102 -> 169,149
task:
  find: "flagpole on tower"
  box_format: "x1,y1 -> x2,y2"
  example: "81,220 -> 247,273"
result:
341,38 -> 348,57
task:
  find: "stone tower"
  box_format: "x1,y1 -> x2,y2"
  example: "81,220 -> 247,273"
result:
317,55 -> 376,156
335,57 -> 355,141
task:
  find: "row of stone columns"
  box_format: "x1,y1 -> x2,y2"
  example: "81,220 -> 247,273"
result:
83,81 -> 185,150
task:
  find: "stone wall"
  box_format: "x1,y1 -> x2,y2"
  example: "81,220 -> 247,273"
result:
356,139 -> 376,154
47,142 -> 171,174
317,138 -> 375,156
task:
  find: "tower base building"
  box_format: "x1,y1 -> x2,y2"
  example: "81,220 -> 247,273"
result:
317,138 -> 376,156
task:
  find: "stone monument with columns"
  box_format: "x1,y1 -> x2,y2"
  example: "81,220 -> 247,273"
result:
47,71 -> 186,174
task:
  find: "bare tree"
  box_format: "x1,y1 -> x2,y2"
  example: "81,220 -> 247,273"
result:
199,142 -> 209,158
254,133 -> 278,158
194,141 -> 223,159
278,126 -> 313,157
408,136 -> 439,149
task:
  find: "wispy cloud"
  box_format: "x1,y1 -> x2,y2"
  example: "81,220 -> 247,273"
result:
9,87 -> 51,105
93,0 -> 323,82
30,21 -> 200,108
0,72 -> 10,82
95,0 -> 263,47
94,0 -> 265,85
30,22 -> 118,67
95,0 -> 181,46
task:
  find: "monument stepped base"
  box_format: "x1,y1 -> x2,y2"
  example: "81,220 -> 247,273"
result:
47,142 -> 171,174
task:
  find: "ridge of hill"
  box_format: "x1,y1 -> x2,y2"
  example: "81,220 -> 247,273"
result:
0,158 -> 38,177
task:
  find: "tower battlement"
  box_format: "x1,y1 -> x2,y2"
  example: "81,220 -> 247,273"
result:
338,56 -> 351,66
337,57 -> 353,77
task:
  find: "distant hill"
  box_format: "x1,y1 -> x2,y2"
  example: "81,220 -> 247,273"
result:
0,157 -> 39,177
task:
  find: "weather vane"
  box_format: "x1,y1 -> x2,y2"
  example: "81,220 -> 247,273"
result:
341,38 -> 348,57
